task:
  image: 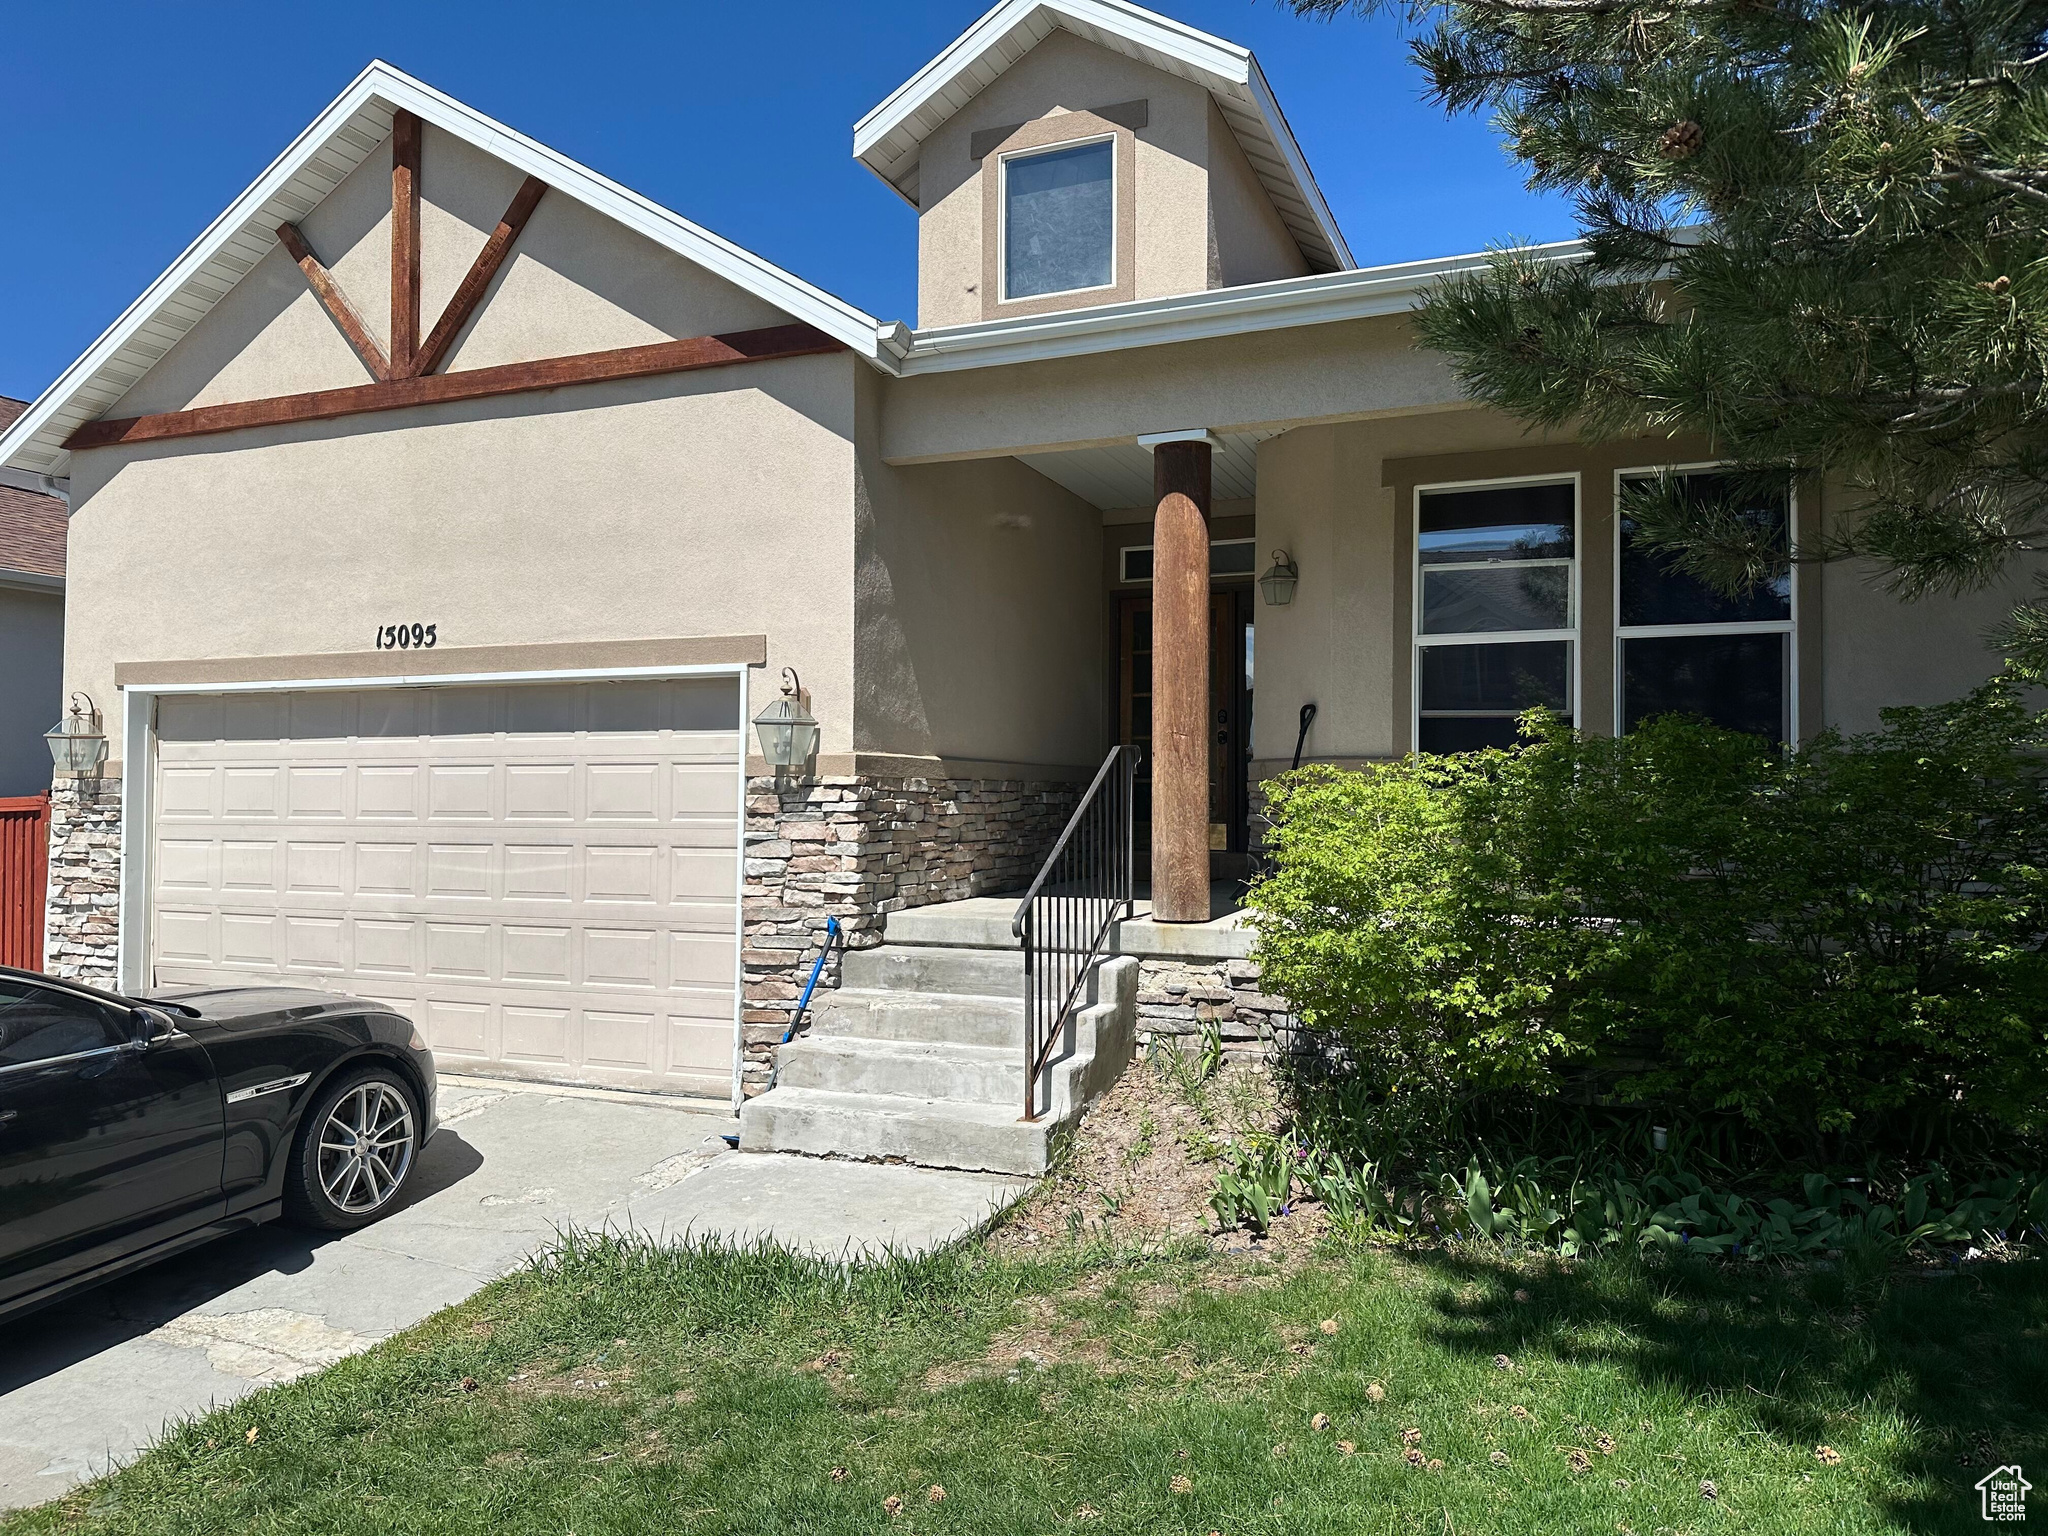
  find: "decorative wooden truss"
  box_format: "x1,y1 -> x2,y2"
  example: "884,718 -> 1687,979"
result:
67,111 -> 841,451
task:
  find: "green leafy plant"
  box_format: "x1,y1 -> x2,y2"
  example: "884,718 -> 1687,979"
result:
1250,670 -> 2048,1141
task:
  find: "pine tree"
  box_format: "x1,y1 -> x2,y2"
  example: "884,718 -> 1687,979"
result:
1295,0 -> 2048,655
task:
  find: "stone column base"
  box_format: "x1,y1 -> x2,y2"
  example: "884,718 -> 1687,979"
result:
45,776 -> 122,985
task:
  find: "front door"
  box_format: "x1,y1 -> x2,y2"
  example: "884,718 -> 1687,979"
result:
1117,589 -> 1252,875
0,976 -> 223,1295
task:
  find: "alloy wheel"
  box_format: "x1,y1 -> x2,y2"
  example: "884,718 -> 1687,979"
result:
316,1081 -> 416,1216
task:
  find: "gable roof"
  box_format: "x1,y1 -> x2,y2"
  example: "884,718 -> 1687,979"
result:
0,61 -> 889,478
0,399 -> 66,583
854,0 -> 1352,274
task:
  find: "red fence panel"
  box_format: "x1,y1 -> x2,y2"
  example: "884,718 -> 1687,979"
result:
0,793 -> 51,972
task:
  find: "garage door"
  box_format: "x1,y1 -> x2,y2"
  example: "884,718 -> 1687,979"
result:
147,677 -> 742,1097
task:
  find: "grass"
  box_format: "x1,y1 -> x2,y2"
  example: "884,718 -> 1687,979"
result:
8,1228 -> 2044,1535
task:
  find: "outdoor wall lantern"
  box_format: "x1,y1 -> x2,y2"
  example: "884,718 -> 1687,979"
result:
45,692 -> 108,775
1259,549 -> 1300,607
753,668 -> 820,773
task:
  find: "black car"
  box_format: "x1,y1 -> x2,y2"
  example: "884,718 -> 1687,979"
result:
0,965 -> 438,1325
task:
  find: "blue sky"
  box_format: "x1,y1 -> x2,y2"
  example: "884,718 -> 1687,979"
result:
0,0 -> 1576,402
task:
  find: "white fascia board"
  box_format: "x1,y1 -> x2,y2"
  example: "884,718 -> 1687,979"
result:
852,0 -> 1348,271
2,61 -> 888,477
855,0 -> 1248,164
1243,59 -> 1351,271
892,239 -> 1586,375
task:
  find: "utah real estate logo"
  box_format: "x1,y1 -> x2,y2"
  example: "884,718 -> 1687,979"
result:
1978,1465 -> 2031,1522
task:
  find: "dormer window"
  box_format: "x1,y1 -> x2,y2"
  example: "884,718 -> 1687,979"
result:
1000,138 -> 1115,301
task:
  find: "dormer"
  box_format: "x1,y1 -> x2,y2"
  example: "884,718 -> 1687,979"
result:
856,0 -> 1352,329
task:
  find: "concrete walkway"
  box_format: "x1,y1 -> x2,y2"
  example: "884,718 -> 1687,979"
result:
0,1077 -> 1028,1510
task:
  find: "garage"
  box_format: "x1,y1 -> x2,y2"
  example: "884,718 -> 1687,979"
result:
142,675 -> 744,1099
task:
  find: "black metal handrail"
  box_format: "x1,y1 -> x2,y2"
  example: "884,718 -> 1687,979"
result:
1012,745 -> 1139,1121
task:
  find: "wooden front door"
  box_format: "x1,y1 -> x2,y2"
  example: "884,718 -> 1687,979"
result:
1118,589 -> 1251,872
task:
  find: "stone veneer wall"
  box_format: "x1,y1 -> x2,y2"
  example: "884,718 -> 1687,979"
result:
739,773 -> 1078,1096
1134,953 -> 1298,1062
44,776 -> 122,984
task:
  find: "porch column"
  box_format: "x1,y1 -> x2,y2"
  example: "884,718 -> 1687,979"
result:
1140,428 -> 1216,923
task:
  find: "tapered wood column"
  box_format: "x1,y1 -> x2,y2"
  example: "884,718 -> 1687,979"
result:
1148,433 -> 1213,923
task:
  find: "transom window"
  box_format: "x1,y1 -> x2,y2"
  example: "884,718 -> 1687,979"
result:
1414,477 -> 1578,753
1118,539 -> 1256,584
1002,138 -> 1115,301
1616,469 -> 1794,743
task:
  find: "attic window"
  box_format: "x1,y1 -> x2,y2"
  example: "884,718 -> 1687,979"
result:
1001,138 -> 1115,301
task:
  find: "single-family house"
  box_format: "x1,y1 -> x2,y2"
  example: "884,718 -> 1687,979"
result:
0,0 -> 2025,1170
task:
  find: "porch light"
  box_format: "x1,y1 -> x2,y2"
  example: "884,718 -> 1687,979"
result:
1259,550 -> 1300,607
753,668 -> 820,772
45,692 -> 108,775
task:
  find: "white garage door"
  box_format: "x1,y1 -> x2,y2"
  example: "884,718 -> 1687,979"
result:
147,677 -> 742,1098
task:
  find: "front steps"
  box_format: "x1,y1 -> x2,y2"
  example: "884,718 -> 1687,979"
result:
738,900 -> 1137,1176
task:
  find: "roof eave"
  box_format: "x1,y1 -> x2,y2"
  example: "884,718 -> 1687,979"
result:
890,239 -> 1586,374
3,60 -> 891,477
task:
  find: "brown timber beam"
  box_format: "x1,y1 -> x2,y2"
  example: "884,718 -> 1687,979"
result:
1147,431 -> 1214,924
63,323 -> 844,450
414,175 -> 548,377
389,109 -> 423,376
274,223 -> 391,382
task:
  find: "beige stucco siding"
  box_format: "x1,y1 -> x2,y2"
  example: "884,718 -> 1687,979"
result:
110,122 -> 789,422
852,368 -> 1106,768
65,351 -> 860,767
884,315 -> 1466,466
1206,99 -> 1308,290
0,585 -> 62,796
1820,559 -> 2036,734
913,30 -> 1312,328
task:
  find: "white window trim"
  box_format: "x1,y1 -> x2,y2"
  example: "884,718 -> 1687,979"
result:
115,660 -> 754,1112
997,133 -> 1119,305
1118,536 -> 1256,584
1412,472 -> 1582,750
1612,462 -> 1799,744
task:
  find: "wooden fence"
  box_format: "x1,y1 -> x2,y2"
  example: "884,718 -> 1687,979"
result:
0,794 -> 50,971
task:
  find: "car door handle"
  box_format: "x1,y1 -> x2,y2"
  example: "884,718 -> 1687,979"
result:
0,1110 -> 16,1125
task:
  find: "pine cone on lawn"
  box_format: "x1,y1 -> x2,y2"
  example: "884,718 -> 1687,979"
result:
1659,121 -> 1704,160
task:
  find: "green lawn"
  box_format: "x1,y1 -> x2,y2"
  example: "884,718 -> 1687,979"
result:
10,1227 -> 2043,1535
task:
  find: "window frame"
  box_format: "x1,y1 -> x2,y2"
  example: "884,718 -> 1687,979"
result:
1611,462 -> 1799,743
1412,472 -> 1582,752
996,133 -> 1120,305
1117,537 -> 1257,585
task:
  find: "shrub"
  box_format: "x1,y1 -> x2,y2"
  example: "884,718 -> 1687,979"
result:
1249,668 -> 2048,1139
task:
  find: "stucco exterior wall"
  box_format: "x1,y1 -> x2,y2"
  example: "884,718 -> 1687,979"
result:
883,314 -> 1466,466
1820,559 -> 2038,734
1206,99 -> 1308,290
912,30 -> 1309,328
0,585 -> 62,796
853,368 -> 1106,768
66,354 -> 859,770
110,122 -> 786,420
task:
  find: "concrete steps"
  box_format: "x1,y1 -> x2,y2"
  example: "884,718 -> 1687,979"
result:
738,898 -> 1137,1177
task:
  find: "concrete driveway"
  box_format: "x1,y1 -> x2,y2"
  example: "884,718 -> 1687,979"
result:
0,1077 -> 1027,1511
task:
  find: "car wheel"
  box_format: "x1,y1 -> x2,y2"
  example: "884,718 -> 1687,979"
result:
285,1068 -> 421,1230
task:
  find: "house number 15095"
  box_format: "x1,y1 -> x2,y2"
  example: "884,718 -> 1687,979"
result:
375,623 -> 438,650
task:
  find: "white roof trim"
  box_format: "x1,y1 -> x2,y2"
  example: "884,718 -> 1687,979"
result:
886,240 -> 1587,374
1,61 -> 887,477
854,0 -> 1353,274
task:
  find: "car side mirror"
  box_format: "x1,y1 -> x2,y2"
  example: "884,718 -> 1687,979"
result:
128,1006 -> 178,1045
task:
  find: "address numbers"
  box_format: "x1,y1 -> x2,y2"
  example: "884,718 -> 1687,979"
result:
375,623 -> 438,651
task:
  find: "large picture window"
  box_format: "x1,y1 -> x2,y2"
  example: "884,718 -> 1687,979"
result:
1414,477 -> 1577,753
1615,469 -> 1794,742
1001,138 -> 1115,301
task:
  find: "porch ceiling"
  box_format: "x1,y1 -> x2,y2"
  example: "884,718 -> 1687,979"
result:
1016,430 -> 1267,511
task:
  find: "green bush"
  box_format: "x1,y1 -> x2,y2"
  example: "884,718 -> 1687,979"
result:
1248,668 -> 2048,1138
